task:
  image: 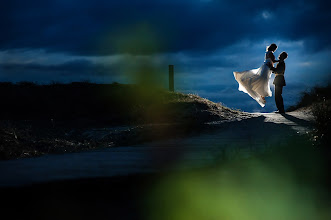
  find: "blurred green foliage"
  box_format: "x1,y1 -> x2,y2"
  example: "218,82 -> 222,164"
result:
146,136 -> 330,220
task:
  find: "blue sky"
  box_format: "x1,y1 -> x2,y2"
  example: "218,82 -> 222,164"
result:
1,0 -> 330,112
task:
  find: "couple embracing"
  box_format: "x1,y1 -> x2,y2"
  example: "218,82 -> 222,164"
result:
233,43 -> 288,113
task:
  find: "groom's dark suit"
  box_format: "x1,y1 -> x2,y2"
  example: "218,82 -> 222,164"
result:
270,61 -> 286,112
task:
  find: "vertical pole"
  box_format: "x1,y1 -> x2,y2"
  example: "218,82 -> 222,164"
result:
169,65 -> 174,92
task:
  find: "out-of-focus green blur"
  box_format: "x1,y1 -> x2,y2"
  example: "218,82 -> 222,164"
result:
106,23 -> 166,88
104,23 -> 170,122
145,137 -> 330,220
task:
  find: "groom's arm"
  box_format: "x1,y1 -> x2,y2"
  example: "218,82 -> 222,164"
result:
270,62 -> 285,74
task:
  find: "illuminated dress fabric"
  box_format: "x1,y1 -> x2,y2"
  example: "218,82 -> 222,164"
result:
233,51 -> 274,107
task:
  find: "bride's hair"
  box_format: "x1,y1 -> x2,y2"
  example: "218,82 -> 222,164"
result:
266,43 -> 277,52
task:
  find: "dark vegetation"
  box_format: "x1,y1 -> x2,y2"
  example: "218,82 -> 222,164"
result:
2,81 -> 329,161
287,84 -> 331,148
1,83 -> 330,219
0,81 -> 239,123
0,82 -> 244,160
287,84 -> 331,112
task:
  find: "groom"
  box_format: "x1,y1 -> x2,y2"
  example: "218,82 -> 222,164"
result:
268,52 -> 288,113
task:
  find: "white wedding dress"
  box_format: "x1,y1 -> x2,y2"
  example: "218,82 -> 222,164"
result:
233,52 -> 273,107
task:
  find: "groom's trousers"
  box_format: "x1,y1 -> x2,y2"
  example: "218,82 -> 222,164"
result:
275,85 -> 285,112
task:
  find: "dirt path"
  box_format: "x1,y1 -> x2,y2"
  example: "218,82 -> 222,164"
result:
0,109 -> 315,187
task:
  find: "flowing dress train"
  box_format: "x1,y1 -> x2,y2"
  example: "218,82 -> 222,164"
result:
233,53 -> 273,107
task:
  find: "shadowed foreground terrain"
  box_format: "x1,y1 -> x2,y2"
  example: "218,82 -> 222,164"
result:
1,134 -> 330,220
0,81 -> 244,122
0,83 -> 331,219
0,82 -> 248,160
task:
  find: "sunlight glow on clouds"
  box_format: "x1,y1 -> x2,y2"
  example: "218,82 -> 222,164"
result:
298,62 -> 312,67
261,11 -> 272,19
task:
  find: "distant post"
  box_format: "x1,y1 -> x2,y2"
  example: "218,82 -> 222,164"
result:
169,65 -> 174,92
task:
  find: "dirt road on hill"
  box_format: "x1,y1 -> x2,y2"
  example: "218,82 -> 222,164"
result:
0,108 -> 315,187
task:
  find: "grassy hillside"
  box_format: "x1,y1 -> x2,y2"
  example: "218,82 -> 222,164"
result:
0,82 -> 244,124
0,82 -> 246,160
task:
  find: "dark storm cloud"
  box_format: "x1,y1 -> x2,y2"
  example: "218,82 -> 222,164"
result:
2,60 -> 94,74
0,59 -> 115,83
1,0 -> 330,55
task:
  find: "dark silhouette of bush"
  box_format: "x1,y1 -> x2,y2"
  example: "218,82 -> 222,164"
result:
0,82 -> 235,125
312,100 -> 331,147
287,84 -> 331,111
287,84 -> 331,148
0,82 -> 148,123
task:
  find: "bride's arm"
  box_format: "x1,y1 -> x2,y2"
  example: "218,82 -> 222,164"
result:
269,53 -> 278,63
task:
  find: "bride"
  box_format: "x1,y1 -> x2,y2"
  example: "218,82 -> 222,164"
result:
233,43 -> 278,107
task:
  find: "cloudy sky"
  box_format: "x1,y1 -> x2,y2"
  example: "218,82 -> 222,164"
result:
1,0 -> 330,112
